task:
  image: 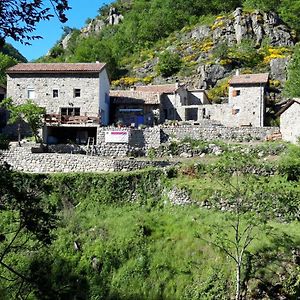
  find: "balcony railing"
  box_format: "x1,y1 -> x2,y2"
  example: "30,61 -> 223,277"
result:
45,114 -> 100,125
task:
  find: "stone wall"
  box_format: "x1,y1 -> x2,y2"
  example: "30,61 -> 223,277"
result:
47,125 -> 280,157
160,125 -> 279,142
1,144 -> 174,173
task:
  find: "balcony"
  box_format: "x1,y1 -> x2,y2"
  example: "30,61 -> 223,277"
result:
45,114 -> 100,125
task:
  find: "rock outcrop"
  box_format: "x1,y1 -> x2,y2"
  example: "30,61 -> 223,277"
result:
211,8 -> 294,48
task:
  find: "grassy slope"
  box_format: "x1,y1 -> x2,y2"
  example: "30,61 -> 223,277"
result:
1,143 -> 300,299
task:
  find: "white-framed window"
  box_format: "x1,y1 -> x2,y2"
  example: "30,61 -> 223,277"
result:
74,88 -> 81,98
53,89 -> 59,98
27,88 -> 35,99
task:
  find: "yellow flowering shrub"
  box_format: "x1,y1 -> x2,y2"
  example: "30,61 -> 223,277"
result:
143,76 -> 154,84
269,79 -> 281,88
262,47 -> 292,64
207,78 -> 230,103
219,58 -> 232,66
211,19 -> 225,30
111,77 -> 140,87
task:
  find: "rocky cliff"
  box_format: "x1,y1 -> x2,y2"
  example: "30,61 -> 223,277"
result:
126,8 -> 294,93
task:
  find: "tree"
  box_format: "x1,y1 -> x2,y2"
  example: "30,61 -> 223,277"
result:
0,53 -> 18,85
0,0 -> 70,47
1,98 -> 45,145
0,161 -> 57,298
199,153 -> 269,300
284,44 -> 300,98
157,51 -> 182,78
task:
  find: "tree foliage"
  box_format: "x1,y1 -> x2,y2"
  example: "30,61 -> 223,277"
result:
0,53 -> 18,85
0,0 -> 70,46
0,164 -> 57,297
284,44 -> 300,98
1,98 -> 45,143
157,51 -> 181,78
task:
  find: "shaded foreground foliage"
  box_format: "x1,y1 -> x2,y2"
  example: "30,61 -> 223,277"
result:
0,148 -> 299,299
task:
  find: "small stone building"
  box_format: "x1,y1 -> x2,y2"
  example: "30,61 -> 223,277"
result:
228,73 -> 269,127
6,63 -> 110,144
191,73 -> 270,127
277,99 -> 300,144
110,83 -> 210,126
110,90 -> 160,126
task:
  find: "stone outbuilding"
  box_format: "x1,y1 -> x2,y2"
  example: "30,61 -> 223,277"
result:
110,90 -> 160,126
228,73 -> 269,127
110,83 -> 210,126
277,99 -> 300,144
6,63 -> 110,144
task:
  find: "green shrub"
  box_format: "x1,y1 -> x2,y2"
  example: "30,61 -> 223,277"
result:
157,51 -> 181,77
278,144 -> 300,181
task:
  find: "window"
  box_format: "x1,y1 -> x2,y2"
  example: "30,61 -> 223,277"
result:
27,89 -> 35,99
74,89 -> 81,98
61,107 -> 80,116
53,89 -> 59,98
232,90 -> 241,97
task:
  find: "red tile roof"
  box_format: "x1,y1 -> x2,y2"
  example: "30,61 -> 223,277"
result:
110,90 -> 160,105
7,63 -> 106,74
229,73 -> 269,85
135,83 -> 179,94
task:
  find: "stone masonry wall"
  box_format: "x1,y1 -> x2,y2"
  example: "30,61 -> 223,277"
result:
1,144 -> 174,173
160,125 -> 279,142
7,73 -> 100,116
46,125 -> 280,157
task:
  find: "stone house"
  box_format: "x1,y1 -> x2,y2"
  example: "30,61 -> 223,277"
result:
228,73 -> 269,127
110,83 -> 210,126
277,99 -> 300,144
6,63 -> 110,144
201,73 -> 269,127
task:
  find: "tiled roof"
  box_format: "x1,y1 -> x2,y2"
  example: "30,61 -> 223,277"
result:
229,73 -> 269,85
135,83 -> 179,94
276,99 -> 300,116
110,90 -> 160,105
7,63 -> 106,74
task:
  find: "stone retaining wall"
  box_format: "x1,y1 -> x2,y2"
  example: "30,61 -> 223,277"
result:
161,125 -> 279,143
1,144 -> 174,173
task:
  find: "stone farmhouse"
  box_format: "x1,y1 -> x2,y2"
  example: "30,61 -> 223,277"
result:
6,63 -> 110,144
277,99 -> 300,144
110,83 -> 210,126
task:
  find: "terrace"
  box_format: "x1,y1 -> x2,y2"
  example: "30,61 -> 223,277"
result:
45,114 -> 100,125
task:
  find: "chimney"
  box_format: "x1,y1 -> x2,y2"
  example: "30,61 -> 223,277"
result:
235,69 -> 240,76
96,61 -> 100,64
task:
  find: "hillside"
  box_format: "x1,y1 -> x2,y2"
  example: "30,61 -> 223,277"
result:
40,0 -> 300,101
0,43 -> 27,85
1,143 -> 300,299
